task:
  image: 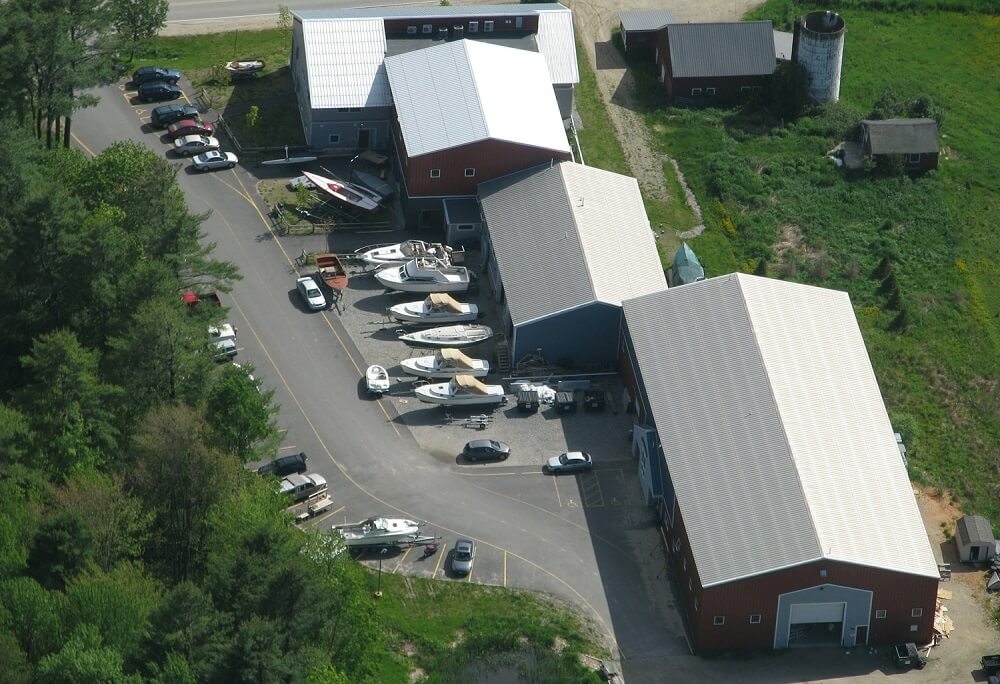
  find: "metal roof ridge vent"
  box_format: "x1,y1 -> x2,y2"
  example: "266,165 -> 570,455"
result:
461,39 -> 491,140
560,164 -> 600,300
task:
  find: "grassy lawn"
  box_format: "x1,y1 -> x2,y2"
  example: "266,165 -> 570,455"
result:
372,572 -> 604,682
135,28 -> 304,147
631,3 -> 999,521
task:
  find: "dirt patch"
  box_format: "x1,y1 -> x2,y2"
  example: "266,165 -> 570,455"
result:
450,629 -> 465,649
408,667 -> 426,683
402,640 -> 418,657
553,635 -> 568,654
772,223 -> 805,257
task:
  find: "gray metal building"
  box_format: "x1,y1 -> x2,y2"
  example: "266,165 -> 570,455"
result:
478,161 -> 667,368
955,515 -> 996,563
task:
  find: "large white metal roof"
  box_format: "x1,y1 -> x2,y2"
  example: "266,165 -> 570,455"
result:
623,274 -> 940,586
535,9 -> 579,84
299,17 -> 391,109
385,40 -> 569,158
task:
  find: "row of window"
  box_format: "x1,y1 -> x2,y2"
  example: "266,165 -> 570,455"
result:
405,18 -> 519,35
430,168 -> 476,179
688,86 -> 763,97
709,608 -> 924,626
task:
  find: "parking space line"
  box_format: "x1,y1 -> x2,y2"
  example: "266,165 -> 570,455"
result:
278,444 -> 297,451
503,551 -> 507,587
392,546 -> 412,573
466,565 -> 472,582
579,471 -> 605,508
70,132 -> 96,159
432,543 -> 447,578
552,476 -> 562,508
305,505 -> 343,527
456,470 -> 545,477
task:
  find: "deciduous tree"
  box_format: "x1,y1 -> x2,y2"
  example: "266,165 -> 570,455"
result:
111,0 -> 169,62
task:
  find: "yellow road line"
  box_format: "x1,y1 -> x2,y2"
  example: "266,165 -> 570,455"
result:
393,546 -> 412,573
432,543 -> 447,578
466,565 -> 472,582
503,551 -> 507,587
456,470 -> 545,477
553,475 -> 562,508
306,505 -> 344,527
278,444 -> 298,451
71,132 -> 96,158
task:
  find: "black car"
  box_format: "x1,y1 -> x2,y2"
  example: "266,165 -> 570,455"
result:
132,66 -> 181,85
257,452 -> 308,477
138,82 -> 182,103
151,104 -> 200,129
462,439 -> 511,462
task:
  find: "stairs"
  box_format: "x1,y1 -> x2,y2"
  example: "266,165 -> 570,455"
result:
494,334 -> 511,373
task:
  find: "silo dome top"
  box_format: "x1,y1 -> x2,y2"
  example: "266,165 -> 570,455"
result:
804,10 -> 845,33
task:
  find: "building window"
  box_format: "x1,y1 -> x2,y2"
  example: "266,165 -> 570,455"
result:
875,609 -> 887,619
469,21 -> 479,32
328,134 -> 340,144
713,615 -> 725,626
430,169 -> 441,179
464,167 -> 475,178
750,614 -> 762,624
910,624 -> 918,632
911,608 -> 923,617
516,16 -> 523,28
691,88 -> 702,96
819,569 -> 828,577
706,87 -> 716,96
752,86 -> 762,94
740,86 -> 751,94
908,153 -> 921,163
407,25 -> 417,35
456,224 -> 474,232
484,20 -> 494,32
422,24 -> 432,34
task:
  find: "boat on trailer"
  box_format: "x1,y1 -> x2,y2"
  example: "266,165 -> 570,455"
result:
415,374 -> 506,406
375,258 -> 470,293
400,348 -> 490,379
398,324 -> 492,348
389,293 -> 478,324
315,253 -> 348,289
332,517 -> 421,547
365,365 -> 390,396
224,58 -> 266,75
301,170 -> 380,213
357,240 -> 451,268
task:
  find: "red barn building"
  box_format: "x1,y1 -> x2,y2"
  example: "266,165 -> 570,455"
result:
861,118 -> 940,171
385,39 -> 572,229
618,10 -> 674,58
620,274 -> 940,652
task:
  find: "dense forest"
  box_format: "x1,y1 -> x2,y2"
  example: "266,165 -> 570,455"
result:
0,105 -> 383,684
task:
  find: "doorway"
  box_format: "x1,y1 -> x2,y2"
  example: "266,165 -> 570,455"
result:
358,128 -> 372,149
856,625 -> 868,645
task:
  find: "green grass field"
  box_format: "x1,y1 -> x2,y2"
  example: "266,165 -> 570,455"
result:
630,4 -> 999,520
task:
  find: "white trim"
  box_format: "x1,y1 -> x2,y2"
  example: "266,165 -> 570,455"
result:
911,608 -> 922,617
875,609 -> 887,619
713,615 -> 725,626
750,614 -> 762,624
774,584 -> 873,650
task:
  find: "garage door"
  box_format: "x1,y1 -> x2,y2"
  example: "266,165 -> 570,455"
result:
789,602 -> 845,624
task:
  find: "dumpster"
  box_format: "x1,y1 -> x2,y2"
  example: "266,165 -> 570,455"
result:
555,391 -> 576,413
517,390 -> 540,413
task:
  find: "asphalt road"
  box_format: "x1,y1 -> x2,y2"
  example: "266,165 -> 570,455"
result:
69,83 -> 638,660
166,0 -> 442,26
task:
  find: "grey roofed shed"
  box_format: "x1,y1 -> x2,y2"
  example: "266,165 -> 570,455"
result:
619,9 -> 675,32
666,21 -> 776,78
955,515 -> 996,563
861,118 -> 939,154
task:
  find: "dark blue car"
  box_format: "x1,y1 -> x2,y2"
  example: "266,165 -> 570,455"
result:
151,104 -> 200,129
138,82 -> 182,103
132,65 -> 181,85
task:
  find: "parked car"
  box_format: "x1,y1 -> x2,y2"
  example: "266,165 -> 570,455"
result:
258,452 -> 308,477
544,451 -> 592,473
132,66 -> 181,85
452,539 -> 475,576
167,118 -> 215,139
192,151 -> 238,172
280,473 -> 327,502
296,276 -> 326,310
209,323 -> 237,361
151,104 -> 200,129
173,134 -> 220,156
137,82 -> 182,103
463,439 -> 511,462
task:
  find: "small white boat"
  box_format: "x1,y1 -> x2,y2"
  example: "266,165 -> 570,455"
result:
415,374 -> 506,406
389,293 -> 479,324
376,258 -> 470,293
225,58 -> 265,74
332,517 -> 421,547
301,170 -> 380,213
399,324 -> 492,348
365,365 -> 390,396
400,348 -> 490,379
357,240 -> 451,268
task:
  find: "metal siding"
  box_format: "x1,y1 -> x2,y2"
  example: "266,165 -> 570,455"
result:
535,10 -> 579,84
619,10 -> 675,32
553,85 -> 574,120
295,4 -> 569,20
621,273 -> 940,588
860,119 -> 939,154
667,22 -> 776,78
385,40 -> 569,158
301,18 -> 391,109
513,302 -> 621,366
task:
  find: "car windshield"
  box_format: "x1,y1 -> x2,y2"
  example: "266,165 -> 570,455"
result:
559,454 -> 570,464
306,288 -> 320,297
455,546 -> 472,560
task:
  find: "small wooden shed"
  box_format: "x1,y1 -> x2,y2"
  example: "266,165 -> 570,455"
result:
955,515 -> 997,563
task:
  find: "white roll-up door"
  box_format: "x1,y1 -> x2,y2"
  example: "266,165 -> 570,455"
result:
789,602 -> 845,624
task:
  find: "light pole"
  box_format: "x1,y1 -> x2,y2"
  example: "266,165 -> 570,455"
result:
375,547 -> 388,598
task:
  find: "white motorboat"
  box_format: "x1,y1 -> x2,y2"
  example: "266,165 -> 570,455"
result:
400,348 -> 490,379
332,517 -> 421,547
375,258 -> 470,293
365,365 -> 390,396
389,293 -> 479,324
398,324 -> 492,348
415,374 -> 506,406
357,240 -> 451,268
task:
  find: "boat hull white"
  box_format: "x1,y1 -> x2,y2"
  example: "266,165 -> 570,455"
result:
358,241 -> 449,268
399,325 -> 492,348
333,518 -> 421,547
389,301 -> 479,324
400,356 -> 490,379
415,380 -> 505,406
375,270 -> 469,293
365,365 -> 390,395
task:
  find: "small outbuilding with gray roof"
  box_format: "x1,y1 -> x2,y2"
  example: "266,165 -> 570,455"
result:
860,118 -> 940,170
618,9 -> 674,57
479,161 -> 667,368
955,515 -> 996,563
650,21 -> 777,100
619,273 -> 939,652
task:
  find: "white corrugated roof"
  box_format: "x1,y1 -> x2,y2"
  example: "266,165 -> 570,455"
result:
535,10 -> 579,84
300,18 -> 390,109
385,40 -> 569,158
623,274 -> 940,586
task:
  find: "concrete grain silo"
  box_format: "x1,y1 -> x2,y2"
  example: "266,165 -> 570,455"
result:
792,11 -> 846,103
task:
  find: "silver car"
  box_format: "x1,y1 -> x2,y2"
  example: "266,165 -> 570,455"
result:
544,451 -> 593,473
452,539 -> 475,576
174,134 -> 220,156
191,150 -> 237,172
296,276 -> 326,310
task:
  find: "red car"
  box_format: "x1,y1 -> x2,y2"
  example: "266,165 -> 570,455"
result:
167,118 -> 215,139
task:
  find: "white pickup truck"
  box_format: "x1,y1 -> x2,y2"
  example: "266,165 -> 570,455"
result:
279,473 -> 327,502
